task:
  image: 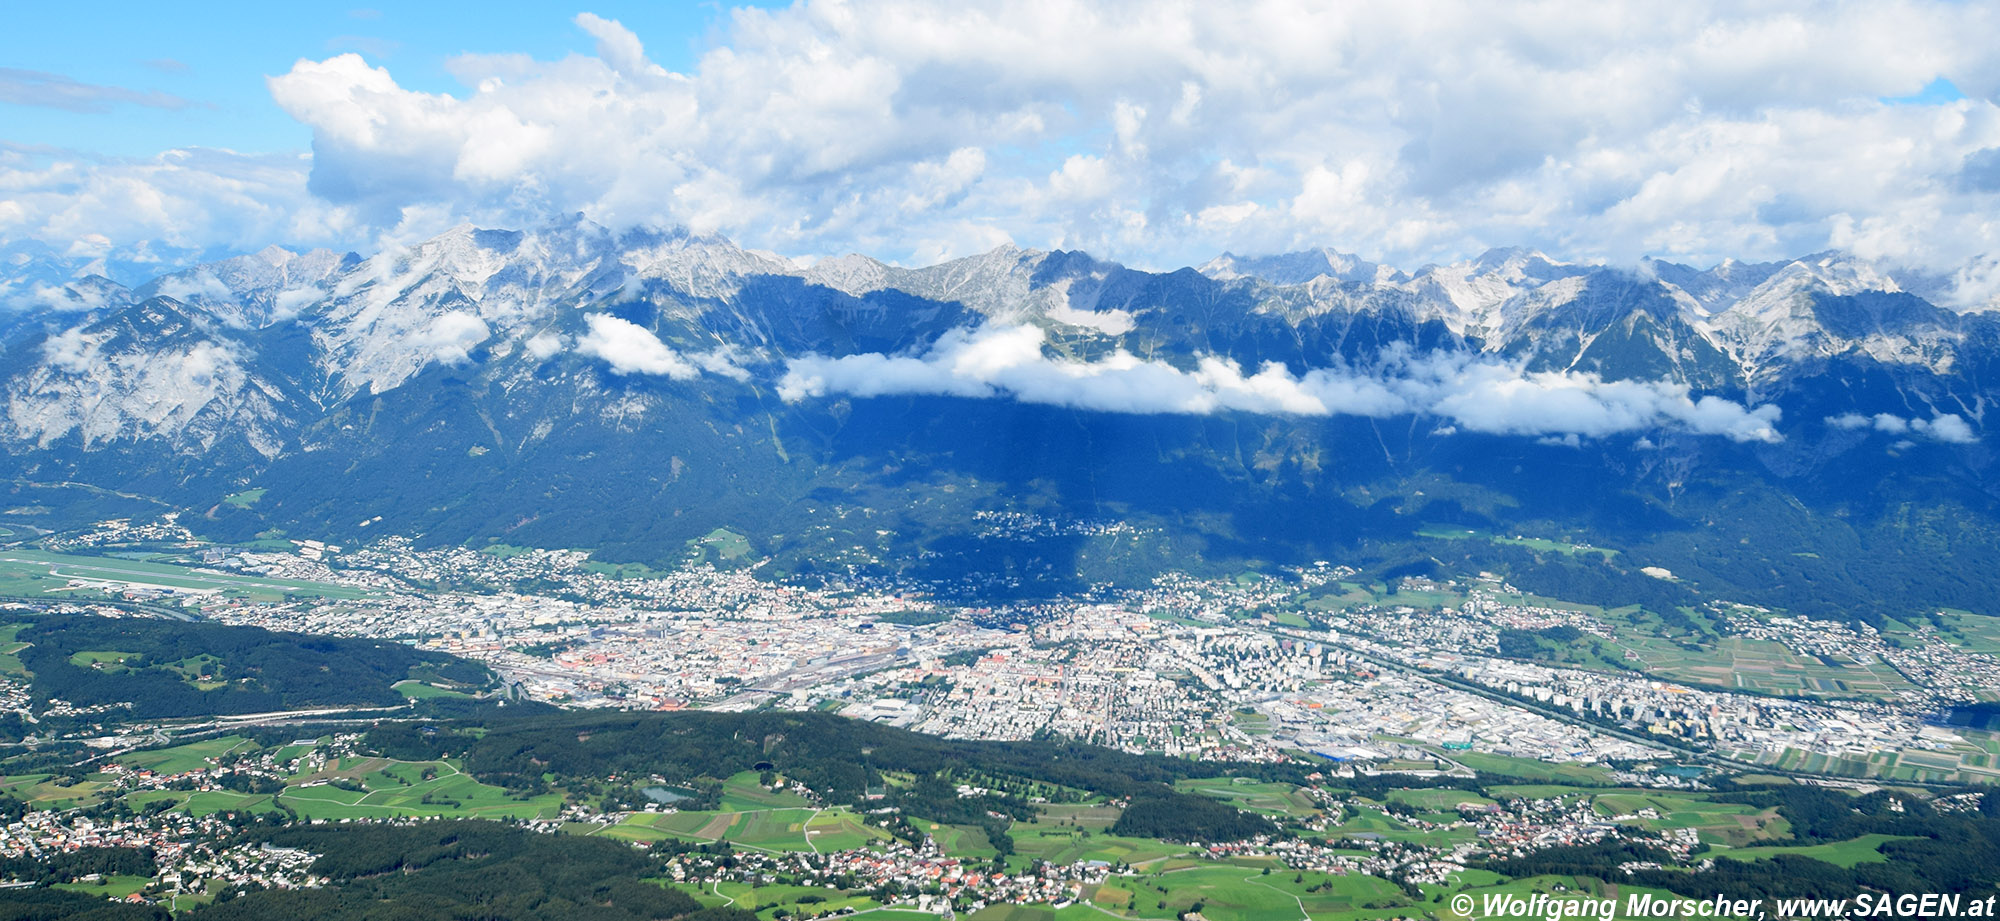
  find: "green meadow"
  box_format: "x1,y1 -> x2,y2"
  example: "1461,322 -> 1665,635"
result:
0,548 -> 370,601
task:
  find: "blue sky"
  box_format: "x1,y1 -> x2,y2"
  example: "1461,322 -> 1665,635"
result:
2,1 -> 1998,297
2,2 -> 778,156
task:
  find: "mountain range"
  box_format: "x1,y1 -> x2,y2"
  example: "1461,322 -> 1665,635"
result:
3,217 -> 1996,622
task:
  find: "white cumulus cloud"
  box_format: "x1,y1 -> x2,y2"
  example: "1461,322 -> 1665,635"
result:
0,144 -> 359,262
180,341 -> 236,385
523,330 -> 564,360
576,313 -> 700,378
689,345 -> 753,382
8,1 -> 2000,294
11,281 -> 114,312
412,311 -> 491,364
1827,411 -> 1979,443
154,271 -> 234,304
249,0 -> 2000,285
40,327 -> 101,373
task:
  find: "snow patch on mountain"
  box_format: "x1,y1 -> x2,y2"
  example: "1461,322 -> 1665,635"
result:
140,245 -> 354,329
6,321 -> 289,456
802,253 -> 895,296
620,228 -> 798,300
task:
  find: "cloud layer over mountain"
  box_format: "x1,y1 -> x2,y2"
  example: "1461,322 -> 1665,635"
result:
778,324 -> 1786,443
5,1 -> 2000,299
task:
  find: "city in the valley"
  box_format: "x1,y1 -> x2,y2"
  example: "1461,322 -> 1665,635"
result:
6,512 -> 2000,919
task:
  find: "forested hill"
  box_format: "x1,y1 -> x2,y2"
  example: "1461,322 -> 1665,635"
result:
370,709 -> 1287,844
10,614 -> 494,721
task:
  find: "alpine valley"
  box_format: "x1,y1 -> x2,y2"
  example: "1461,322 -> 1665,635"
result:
19,220 -> 2000,921
3,216 -> 1997,624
